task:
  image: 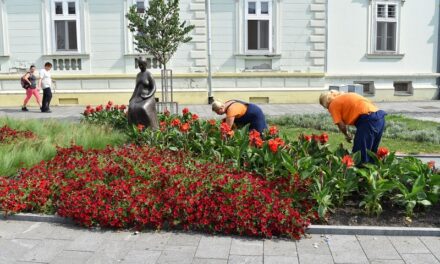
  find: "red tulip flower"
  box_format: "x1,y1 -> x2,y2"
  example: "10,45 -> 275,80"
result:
377,147 -> 389,159
137,124 -> 145,132
269,126 -> 278,136
180,123 -> 190,133
342,155 -> 354,167
319,133 -> 329,144
171,118 -> 181,127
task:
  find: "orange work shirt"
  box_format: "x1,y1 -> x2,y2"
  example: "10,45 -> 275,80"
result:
225,101 -> 248,118
328,93 -> 378,125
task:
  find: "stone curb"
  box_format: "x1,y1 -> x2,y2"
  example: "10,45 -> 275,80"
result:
3,213 -> 440,237
307,225 -> 440,237
1,213 -> 75,225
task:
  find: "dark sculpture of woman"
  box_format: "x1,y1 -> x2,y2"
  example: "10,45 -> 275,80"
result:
128,58 -> 159,130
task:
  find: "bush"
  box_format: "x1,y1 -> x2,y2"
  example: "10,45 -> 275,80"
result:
79,105 -> 440,219
0,145 -> 315,239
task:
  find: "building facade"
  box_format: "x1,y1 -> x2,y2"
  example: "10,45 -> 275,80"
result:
0,0 -> 438,106
327,0 -> 440,100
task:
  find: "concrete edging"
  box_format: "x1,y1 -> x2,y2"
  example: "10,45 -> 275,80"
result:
2,213 -> 440,237
307,225 -> 440,237
1,213 -> 74,225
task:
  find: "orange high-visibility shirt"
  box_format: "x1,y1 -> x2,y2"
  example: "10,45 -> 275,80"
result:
328,93 -> 378,125
226,101 -> 248,118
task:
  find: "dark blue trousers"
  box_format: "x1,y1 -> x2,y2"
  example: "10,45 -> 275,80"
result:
353,110 -> 387,163
234,103 -> 267,134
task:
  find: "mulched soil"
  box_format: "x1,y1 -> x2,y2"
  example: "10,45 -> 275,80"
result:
317,197 -> 440,228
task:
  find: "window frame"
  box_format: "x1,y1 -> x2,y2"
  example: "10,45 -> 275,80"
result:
0,0 -> 9,56
370,0 -> 401,55
134,0 -> 149,14
50,0 -> 81,54
354,81 -> 375,97
394,81 -> 413,96
244,0 -> 273,55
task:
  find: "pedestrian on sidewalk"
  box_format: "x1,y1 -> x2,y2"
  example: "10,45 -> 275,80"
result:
39,62 -> 53,113
319,90 -> 387,163
212,99 -> 268,134
21,65 -> 42,111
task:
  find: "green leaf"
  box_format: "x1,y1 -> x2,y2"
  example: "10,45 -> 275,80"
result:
419,200 -> 431,206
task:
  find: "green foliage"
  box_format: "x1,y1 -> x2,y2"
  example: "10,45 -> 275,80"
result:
270,114 -> 440,145
81,106 -> 440,220
0,118 -> 127,177
126,0 -> 195,69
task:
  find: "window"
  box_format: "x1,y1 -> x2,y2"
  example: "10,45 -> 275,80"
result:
245,0 -> 272,53
354,81 -> 375,96
372,1 -> 400,53
0,0 -> 8,56
394,81 -> 413,95
52,0 -> 80,52
135,0 -> 148,13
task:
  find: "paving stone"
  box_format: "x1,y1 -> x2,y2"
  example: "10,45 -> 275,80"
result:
327,235 -> 369,264
389,236 -> 431,254
298,254 -> 334,264
14,222 -> 79,241
357,235 -> 401,260
227,255 -> 263,264
195,236 -> 231,259
166,232 -> 201,246
119,249 -> 162,264
264,239 -> 297,256
106,230 -> 140,241
370,260 -> 405,264
19,239 -> 71,263
157,245 -> 197,264
229,238 -> 263,256
133,232 -> 171,251
264,255 -> 299,264
65,231 -> 107,252
0,221 -> 33,239
51,250 -> 94,264
296,235 -> 331,255
85,240 -> 135,264
420,237 -> 440,259
401,254 -> 440,264
0,238 -> 41,263
193,258 -> 228,264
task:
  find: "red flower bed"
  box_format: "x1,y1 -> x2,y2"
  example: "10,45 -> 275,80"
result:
0,145 -> 315,239
0,125 -> 35,143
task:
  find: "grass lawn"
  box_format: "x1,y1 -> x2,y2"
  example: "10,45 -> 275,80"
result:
280,127 -> 440,154
270,113 -> 440,154
0,118 -> 127,177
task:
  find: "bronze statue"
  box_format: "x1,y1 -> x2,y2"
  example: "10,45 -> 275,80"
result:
128,58 -> 159,130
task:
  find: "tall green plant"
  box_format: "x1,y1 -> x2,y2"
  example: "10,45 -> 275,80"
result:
126,0 -> 195,70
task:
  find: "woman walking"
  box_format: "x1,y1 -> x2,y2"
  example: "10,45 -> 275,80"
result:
21,65 -> 42,111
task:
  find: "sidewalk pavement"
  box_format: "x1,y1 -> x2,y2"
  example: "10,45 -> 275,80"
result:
1,220 -> 439,264
1,101 -> 440,122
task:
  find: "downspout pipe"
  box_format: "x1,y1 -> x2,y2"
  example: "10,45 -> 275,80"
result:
206,0 -> 214,104
437,1 -> 440,99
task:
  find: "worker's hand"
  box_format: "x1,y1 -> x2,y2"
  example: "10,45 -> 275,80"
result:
345,134 -> 353,143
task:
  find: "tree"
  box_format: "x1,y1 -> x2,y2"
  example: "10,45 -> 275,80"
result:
126,0 -> 195,70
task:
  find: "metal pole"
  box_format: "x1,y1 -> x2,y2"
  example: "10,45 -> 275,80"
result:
206,0 -> 214,104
